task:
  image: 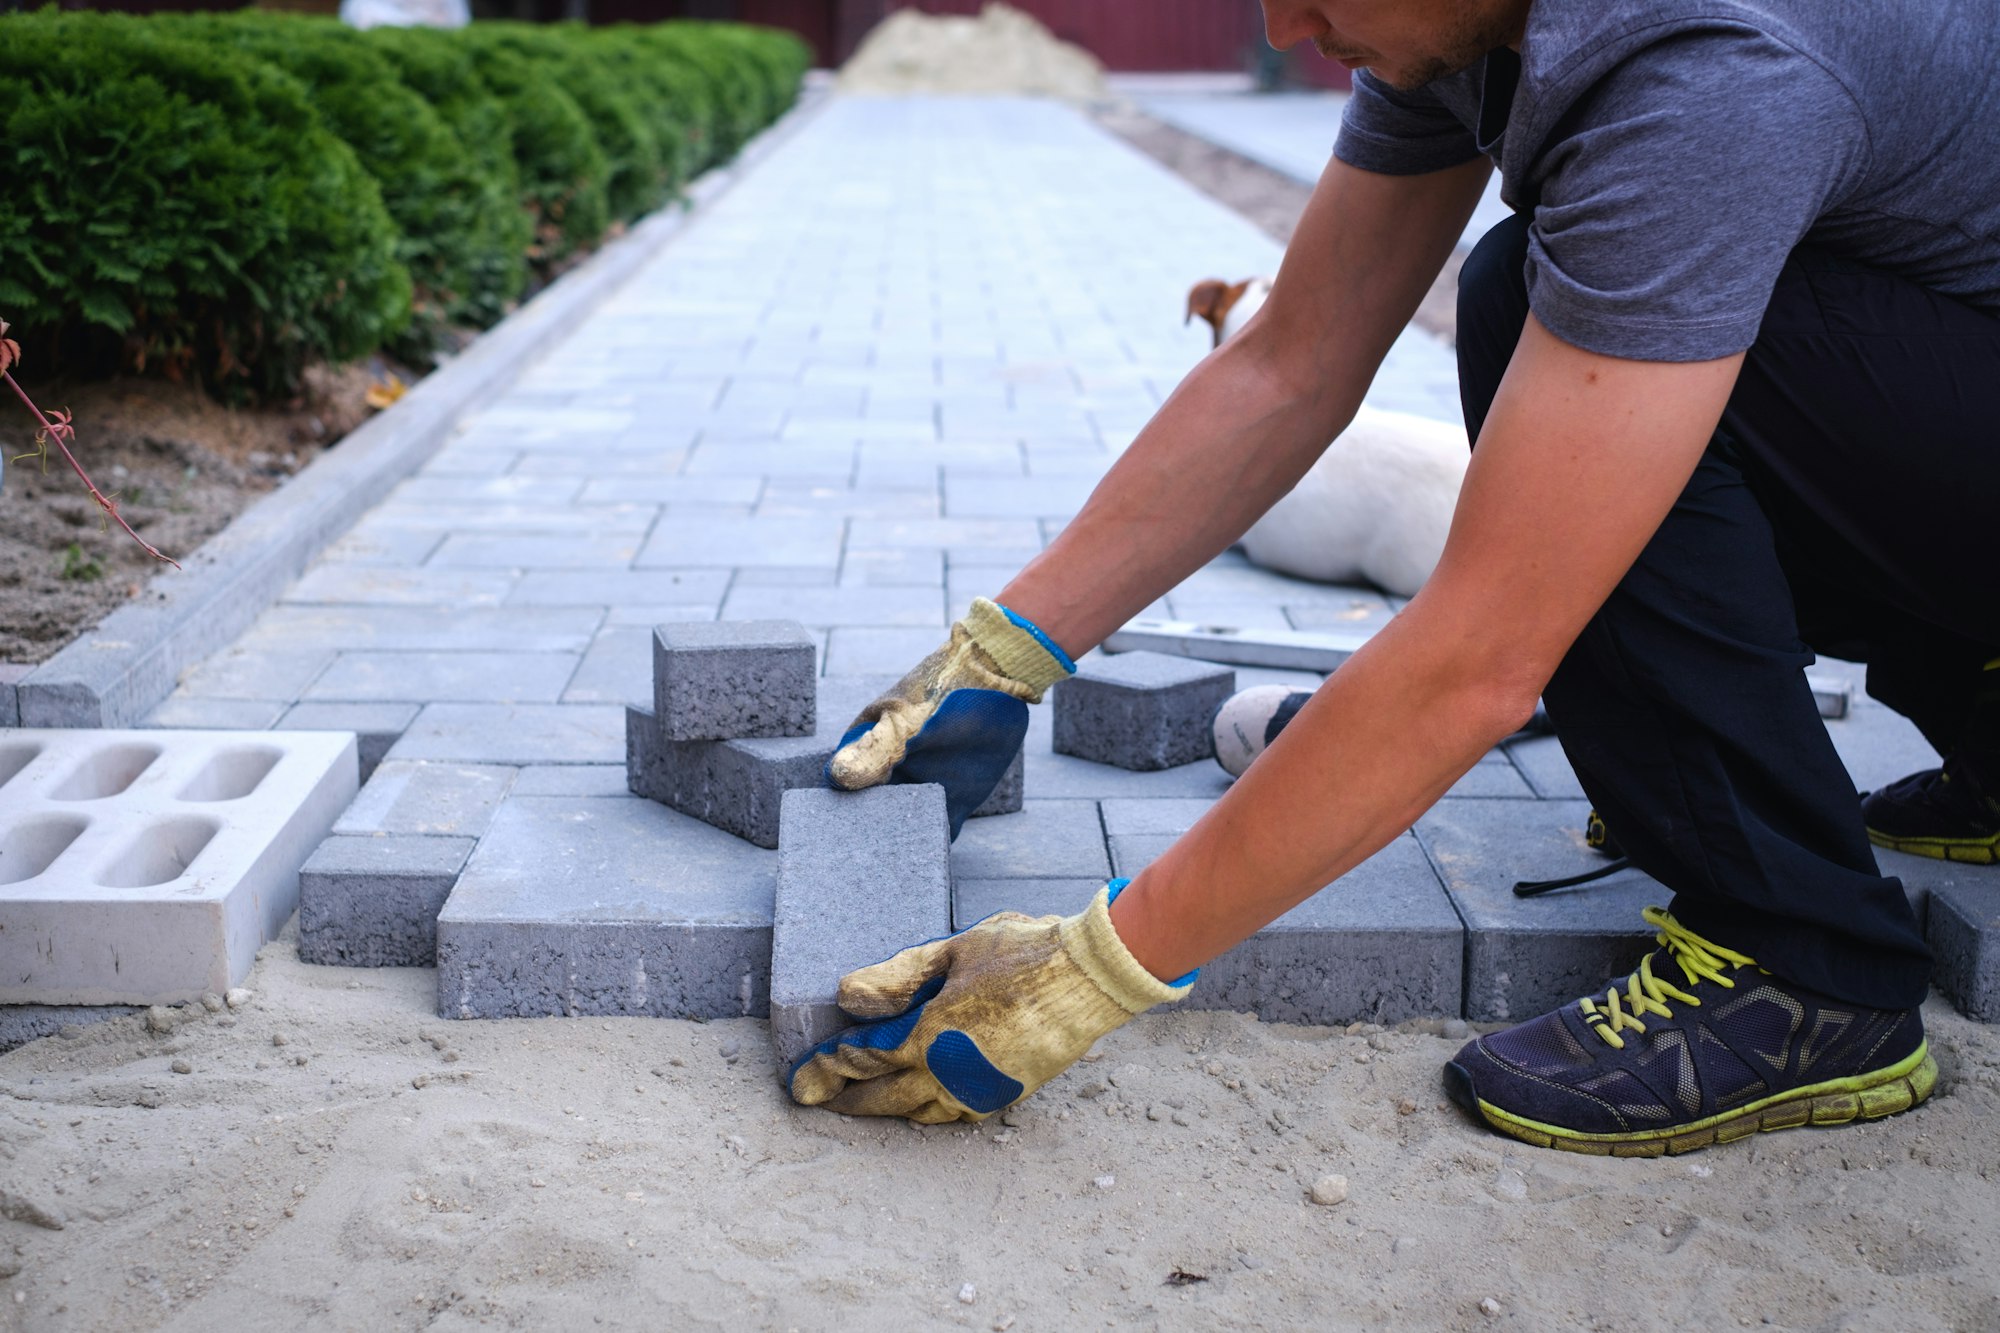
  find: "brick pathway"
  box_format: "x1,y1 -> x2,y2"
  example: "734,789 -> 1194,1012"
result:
145,94 -> 1955,1024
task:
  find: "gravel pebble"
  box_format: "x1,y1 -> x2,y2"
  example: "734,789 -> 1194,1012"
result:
272,1033 -> 288,1047
170,1059 -> 193,1075
1442,1018 -> 1470,1040
199,992 -> 224,1013
957,1282 -> 977,1304
1479,1297 -> 1502,1316
1308,1174 -> 1349,1206
224,989 -> 252,1010
1092,1174 -> 1115,1191
143,1006 -> 179,1035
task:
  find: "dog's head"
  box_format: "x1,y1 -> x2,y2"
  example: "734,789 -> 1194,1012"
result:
1185,277 -> 1274,348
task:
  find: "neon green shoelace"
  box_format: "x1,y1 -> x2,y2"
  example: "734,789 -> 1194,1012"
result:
1579,907 -> 1758,1050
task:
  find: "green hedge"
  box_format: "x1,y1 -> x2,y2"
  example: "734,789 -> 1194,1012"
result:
0,10 -> 807,398
0,9 -> 411,398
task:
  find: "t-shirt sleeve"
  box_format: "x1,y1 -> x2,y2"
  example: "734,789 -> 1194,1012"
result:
1524,28 -> 1867,362
1334,69 -> 1486,175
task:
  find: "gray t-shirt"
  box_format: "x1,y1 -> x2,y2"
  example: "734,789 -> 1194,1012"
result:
1334,0 -> 2000,361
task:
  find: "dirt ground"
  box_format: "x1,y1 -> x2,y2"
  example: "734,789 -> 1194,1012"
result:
0,919 -> 1995,1331
0,365 -> 386,665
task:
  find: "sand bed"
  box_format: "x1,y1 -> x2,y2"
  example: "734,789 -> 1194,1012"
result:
2,919 -> 1997,1330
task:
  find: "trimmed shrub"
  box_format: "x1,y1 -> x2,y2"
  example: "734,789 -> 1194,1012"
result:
166,11 -> 515,359
628,24 -> 768,165
0,9 -> 409,397
361,26 -> 532,328
579,26 -> 718,199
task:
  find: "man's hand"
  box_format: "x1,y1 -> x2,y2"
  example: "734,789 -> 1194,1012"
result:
826,598 -> 1072,836
788,883 -> 1194,1124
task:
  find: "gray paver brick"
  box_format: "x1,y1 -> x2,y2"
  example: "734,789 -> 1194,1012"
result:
507,569 -> 731,607
1053,652 -> 1235,771
949,799 -> 1109,881
243,606 -> 601,654
653,620 -> 816,741
435,797 -> 776,1019
140,698 -> 287,731
636,514 -> 846,569
283,566 -> 517,608
626,705 -> 828,850
333,760 -> 517,838
430,533 -> 646,570
388,704 -> 625,765
1927,875 -> 2000,1021
511,765 -> 630,797
1099,832 -> 1461,1024
720,585 -> 945,628
306,651 -> 579,705
1415,798 -> 1661,1023
770,784 -> 952,1064
298,835 -> 475,967
0,663 -> 27,728
970,746 -> 1024,819
278,702 -> 420,783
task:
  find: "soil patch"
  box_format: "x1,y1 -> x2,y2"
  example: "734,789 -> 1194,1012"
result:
1091,101 -> 1464,344
0,362 -> 395,666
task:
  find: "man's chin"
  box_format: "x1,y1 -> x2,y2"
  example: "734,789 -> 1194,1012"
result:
1371,52 -> 1487,91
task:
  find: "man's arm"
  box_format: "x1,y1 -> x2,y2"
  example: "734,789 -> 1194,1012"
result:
996,154 -> 1492,651
1108,315 -> 1745,978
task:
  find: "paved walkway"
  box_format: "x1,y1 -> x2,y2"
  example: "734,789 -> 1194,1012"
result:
145,95 -> 1949,1023
1136,89 -> 1515,241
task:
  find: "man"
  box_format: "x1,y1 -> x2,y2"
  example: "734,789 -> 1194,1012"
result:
787,0 -> 2000,1154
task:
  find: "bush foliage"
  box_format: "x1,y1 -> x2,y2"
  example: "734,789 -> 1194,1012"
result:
0,9 -> 807,398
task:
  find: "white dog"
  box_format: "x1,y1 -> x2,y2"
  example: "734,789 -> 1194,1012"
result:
1185,277 -> 1467,599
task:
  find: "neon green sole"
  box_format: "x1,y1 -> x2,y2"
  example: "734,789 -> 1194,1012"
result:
1866,827 -> 2000,865
1472,1043 -> 1938,1158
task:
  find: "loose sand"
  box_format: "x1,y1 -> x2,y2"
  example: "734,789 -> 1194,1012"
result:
2,917 -> 1997,1330
838,4 -> 1106,100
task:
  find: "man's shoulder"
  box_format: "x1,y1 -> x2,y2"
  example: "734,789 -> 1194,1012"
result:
1518,0 -> 1825,90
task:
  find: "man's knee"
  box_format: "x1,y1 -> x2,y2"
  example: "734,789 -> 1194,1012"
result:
1455,212 -> 1532,444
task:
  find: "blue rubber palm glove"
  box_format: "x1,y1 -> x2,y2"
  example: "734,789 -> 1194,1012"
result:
826,598 -> 1072,838
788,881 -> 1196,1124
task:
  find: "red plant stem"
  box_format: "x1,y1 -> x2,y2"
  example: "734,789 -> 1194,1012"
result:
5,368 -> 179,569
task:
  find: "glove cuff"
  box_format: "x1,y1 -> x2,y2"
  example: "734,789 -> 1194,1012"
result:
1060,885 -> 1196,1016
962,598 -> 1074,700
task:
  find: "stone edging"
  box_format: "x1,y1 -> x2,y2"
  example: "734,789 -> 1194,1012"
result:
13,87 -> 832,729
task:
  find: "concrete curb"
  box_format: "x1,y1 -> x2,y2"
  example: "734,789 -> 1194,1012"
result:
14,88 -> 831,730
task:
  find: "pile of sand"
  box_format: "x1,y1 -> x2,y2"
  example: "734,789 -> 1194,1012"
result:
838,2 -> 1107,99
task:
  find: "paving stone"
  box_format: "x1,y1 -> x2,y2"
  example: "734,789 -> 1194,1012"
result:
1825,706 -> 1940,794
430,533 -> 646,569
625,677 -> 890,850
653,620 -> 816,741
435,797 -> 777,1019
1023,748 -> 1233,801
636,514 -> 846,568
175,647 -> 335,701
1503,735 -> 1587,801
507,569 -> 731,607
140,698 -> 288,731
970,745 -> 1024,818
578,476 -> 763,506
298,835 -> 475,967
770,784 -> 953,1063
1415,798 -> 1663,1023
839,548 -> 945,588
560,626 -> 654,706
0,1004 -> 143,1053
388,704 -> 625,765
1053,652 -> 1235,771
282,566 -> 517,608
720,584 -> 946,628
305,651 -> 579,705
949,799 -> 1109,881
316,528 -> 448,567
823,627 -> 951,676
333,760 -> 517,838
1927,873 -> 2000,1022
511,765 -> 631,797
952,879 -> 1104,929
277,702 -> 419,783
0,664 -> 27,728
1100,831 -> 1462,1025
242,606 -> 601,654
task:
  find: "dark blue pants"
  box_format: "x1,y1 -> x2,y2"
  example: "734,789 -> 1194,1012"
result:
1455,214 -> 2000,1009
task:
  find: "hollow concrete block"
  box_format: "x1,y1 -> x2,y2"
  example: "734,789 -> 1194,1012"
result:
652,620 -> 815,741
1052,652 -> 1235,772
770,784 -> 952,1065
298,834 -> 475,967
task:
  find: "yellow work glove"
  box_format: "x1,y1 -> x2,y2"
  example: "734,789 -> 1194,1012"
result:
826,597 -> 1073,837
788,882 -> 1196,1124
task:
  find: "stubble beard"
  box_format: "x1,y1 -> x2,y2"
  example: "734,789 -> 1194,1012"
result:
1329,4 -> 1522,91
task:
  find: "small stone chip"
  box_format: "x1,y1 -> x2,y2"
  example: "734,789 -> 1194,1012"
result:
1308,1174 -> 1349,1206
199,992 -> 224,1013
957,1283 -> 977,1305
1092,1174 -> 1115,1191
1479,1298 -> 1502,1317
225,988 -> 252,1010
170,1059 -> 193,1075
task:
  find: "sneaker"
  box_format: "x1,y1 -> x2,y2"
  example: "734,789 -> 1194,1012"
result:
1861,754 -> 2000,864
1443,908 -> 1936,1156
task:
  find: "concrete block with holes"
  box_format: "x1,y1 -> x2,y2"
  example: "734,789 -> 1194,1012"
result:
1052,652 -> 1235,772
770,784 -> 952,1064
0,729 -> 356,1004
